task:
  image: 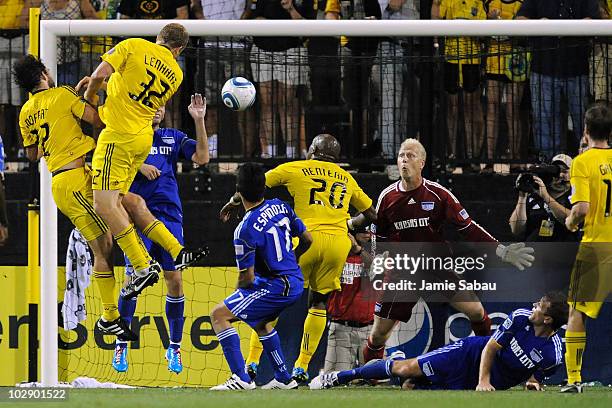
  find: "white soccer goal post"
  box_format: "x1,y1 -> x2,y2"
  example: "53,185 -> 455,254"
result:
38,18 -> 612,386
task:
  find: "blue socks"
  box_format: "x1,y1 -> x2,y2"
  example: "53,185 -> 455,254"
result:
166,295 -> 185,346
217,327 -> 251,383
337,359 -> 394,384
117,294 -> 185,349
260,330 -> 292,384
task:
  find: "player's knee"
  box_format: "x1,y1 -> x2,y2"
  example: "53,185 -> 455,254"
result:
210,304 -> 230,326
164,271 -> 182,296
122,193 -> 146,218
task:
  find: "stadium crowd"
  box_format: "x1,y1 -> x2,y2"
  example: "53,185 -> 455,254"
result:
0,0 -> 610,168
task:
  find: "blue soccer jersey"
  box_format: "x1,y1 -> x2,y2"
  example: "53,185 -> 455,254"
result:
233,198 -> 306,278
129,128 -> 196,223
489,308 -> 563,388
416,308 -> 563,390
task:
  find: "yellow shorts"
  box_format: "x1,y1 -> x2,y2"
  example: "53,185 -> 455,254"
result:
52,167 -> 108,242
299,231 -> 352,294
91,128 -> 153,194
568,244 -> 612,319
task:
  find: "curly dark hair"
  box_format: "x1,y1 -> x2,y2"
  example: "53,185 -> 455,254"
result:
237,162 -> 266,203
13,54 -> 47,93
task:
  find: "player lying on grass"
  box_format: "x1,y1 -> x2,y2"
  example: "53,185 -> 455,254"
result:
211,163 -> 313,390
14,55 -> 203,341
112,95 -> 210,374
310,292 -> 567,391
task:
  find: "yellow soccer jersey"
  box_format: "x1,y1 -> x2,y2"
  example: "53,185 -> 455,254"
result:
19,86 -> 96,173
439,0 -> 486,64
100,38 -> 183,135
570,148 -> 612,243
266,160 -> 373,235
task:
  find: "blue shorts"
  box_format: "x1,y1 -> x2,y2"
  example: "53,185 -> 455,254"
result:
224,274 -> 304,328
125,215 -> 184,274
416,336 -> 487,390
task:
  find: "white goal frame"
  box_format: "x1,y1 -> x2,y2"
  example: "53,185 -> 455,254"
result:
38,18 -> 612,386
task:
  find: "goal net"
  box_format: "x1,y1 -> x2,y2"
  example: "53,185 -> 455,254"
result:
37,18 -> 610,387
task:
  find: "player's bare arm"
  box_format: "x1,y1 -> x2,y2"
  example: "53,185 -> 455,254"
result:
565,202 -> 590,232
238,266 -> 256,289
476,338 -> 502,391
188,93 -> 210,165
294,230 -> 313,261
348,206 -> 377,231
83,61 -> 114,105
24,145 -> 43,162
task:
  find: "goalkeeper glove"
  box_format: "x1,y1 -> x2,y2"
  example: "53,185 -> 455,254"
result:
496,243 -> 535,271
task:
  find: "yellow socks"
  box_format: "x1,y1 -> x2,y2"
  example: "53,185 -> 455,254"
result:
93,270 -> 120,321
115,224 -> 151,271
565,331 -> 586,384
246,330 -> 265,366
142,220 -> 183,259
294,309 -> 327,370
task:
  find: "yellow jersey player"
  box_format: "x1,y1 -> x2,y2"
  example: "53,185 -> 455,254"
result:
14,54 -> 138,340
562,102 -> 612,393
221,134 -> 376,382
80,23 -> 205,299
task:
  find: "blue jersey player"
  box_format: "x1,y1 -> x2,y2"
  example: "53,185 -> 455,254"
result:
113,94 -> 210,374
211,163 -> 313,390
311,292 -> 568,391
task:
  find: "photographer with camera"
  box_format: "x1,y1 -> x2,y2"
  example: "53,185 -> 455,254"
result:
509,154 -> 579,242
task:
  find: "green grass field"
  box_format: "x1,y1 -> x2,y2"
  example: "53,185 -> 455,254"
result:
2,386 -> 611,408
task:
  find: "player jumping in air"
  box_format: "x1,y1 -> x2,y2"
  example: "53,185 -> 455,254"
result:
112,94 -> 211,374
211,163 -> 313,390
78,23 -> 206,308
348,138 -> 535,364
562,103 -> 612,393
220,134 -> 377,382
310,293 -> 567,391
14,55 -> 197,340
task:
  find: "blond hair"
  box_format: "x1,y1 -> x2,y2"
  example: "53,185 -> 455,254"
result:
399,138 -> 427,161
157,23 -> 189,50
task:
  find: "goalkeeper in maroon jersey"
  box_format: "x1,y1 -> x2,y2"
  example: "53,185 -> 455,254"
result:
349,138 -> 535,363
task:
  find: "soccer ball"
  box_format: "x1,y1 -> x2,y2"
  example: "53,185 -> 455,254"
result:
221,77 -> 256,111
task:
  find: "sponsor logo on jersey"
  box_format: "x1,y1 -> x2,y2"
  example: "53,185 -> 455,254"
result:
459,209 -> 469,220
530,349 -> 543,363
394,217 -> 430,230
422,361 -> 434,376
408,198 -> 416,205
162,136 -> 175,145
503,317 -> 512,329
421,202 -> 434,211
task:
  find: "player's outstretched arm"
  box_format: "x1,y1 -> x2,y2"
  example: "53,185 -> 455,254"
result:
294,230 -> 313,261
476,338 -> 502,391
348,205 -> 377,231
496,242 -> 535,271
188,93 -> 210,165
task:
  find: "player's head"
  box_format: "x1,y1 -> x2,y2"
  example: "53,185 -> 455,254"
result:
236,162 -> 266,204
530,292 -> 568,331
152,106 -> 166,127
584,102 -> 612,143
13,54 -> 54,93
397,138 -> 426,181
157,23 -> 189,58
307,134 -> 341,162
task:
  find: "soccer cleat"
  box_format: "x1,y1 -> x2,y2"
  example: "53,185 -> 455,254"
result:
260,379 -> 299,389
165,347 -> 183,374
210,374 -> 256,391
246,362 -> 258,381
292,367 -> 309,383
560,382 -> 583,393
112,343 -> 128,372
309,372 -> 339,390
174,247 -> 209,270
121,261 -> 162,300
96,317 -> 138,341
